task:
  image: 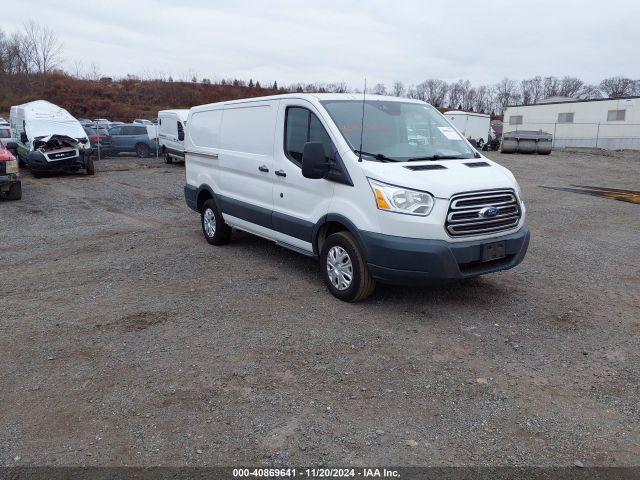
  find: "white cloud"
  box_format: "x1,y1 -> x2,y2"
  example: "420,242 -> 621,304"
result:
2,0 -> 639,87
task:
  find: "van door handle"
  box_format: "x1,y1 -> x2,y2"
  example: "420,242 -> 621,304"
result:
275,169 -> 286,177
258,165 -> 269,172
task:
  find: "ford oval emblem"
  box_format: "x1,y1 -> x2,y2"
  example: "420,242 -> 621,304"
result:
480,206 -> 500,218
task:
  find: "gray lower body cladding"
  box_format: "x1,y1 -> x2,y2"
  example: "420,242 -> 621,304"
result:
184,184 -> 530,285
363,227 -> 530,284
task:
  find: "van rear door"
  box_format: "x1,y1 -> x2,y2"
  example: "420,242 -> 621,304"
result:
218,101 -> 278,233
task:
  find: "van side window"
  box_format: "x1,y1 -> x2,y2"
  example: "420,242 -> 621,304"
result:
285,107 -> 334,166
177,121 -> 184,136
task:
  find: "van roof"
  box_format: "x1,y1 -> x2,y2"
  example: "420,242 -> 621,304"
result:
444,110 -> 490,118
14,100 -> 76,122
158,109 -> 189,120
190,93 -> 428,111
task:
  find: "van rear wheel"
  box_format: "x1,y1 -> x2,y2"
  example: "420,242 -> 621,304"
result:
201,199 -> 231,245
321,231 -> 375,302
165,153 -> 173,164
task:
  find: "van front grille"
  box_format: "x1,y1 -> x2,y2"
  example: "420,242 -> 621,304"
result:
446,189 -> 521,236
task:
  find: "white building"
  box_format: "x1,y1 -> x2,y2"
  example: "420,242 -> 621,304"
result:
503,96 -> 640,150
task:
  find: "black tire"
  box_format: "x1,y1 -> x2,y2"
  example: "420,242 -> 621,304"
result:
5,182 -> 21,201
321,231 -> 375,302
135,143 -> 150,158
85,157 -> 95,175
165,153 -> 173,164
200,199 -> 231,245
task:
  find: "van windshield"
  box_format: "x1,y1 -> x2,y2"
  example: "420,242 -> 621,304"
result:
320,100 -> 476,162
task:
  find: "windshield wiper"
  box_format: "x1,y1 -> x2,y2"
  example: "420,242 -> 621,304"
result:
353,150 -> 397,162
406,154 -> 472,161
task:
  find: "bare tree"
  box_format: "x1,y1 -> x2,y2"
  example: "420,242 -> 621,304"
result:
22,21 -> 62,77
447,81 -> 461,109
1,30 -> 31,75
415,79 -> 448,107
542,76 -> 560,99
371,83 -> 387,95
448,80 -> 472,109
391,80 -> 405,97
520,79 -> 534,105
326,82 -> 349,93
472,85 -> 491,113
558,76 -> 584,97
494,77 -> 521,113
520,76 -> 544,105
599,76 -> 636,98
578,84 -> 603,99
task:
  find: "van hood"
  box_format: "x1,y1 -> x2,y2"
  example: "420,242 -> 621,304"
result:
27,118 -> 90,147
358,157 -> 517,199
34,134 -> 86,151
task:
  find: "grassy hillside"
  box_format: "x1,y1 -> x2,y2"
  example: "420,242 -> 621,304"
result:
0,73 -> 282,121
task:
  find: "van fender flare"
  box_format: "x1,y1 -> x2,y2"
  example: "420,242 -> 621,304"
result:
196,184 -> 220,212
312,213 -> 368,258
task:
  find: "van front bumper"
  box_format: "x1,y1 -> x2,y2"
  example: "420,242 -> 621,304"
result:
362,226 -> 530,285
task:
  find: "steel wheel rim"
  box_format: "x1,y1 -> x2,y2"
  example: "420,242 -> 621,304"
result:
203,208 -> 216,238
326,246 -> 353,291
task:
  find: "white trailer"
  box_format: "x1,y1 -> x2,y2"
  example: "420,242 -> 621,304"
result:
444,111 -> 491,147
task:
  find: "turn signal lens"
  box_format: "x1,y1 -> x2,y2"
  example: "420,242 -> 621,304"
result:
374,188 -> 390,210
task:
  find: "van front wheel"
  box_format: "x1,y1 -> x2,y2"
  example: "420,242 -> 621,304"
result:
85,157 -> 95,175
321,231 -> 375,302
201,199 -> 231,245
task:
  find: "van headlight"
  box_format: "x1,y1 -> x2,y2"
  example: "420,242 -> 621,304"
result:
368,178 -> 434,216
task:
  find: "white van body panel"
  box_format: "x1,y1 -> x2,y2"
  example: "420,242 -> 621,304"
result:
185,106 -> 224,198
218,100 -> 278,220
158,109 -> 188,158
444,111 -> 491,144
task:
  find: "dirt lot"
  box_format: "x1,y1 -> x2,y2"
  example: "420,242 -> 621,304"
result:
1,150 -> 639,467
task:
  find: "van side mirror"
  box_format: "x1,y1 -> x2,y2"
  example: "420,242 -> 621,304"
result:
20,132 -> 28,143
302,142 -> 330,179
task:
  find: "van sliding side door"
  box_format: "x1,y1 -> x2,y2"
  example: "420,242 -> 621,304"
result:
217,101 -> 277,235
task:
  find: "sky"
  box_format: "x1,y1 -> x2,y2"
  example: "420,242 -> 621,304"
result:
2,0 -> 639,88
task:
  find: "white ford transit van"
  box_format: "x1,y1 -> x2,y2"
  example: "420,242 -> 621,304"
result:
158,109 -> 188,164
184,94 -> 529,302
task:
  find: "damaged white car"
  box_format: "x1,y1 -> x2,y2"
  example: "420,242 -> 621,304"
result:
10,100 -> 94,176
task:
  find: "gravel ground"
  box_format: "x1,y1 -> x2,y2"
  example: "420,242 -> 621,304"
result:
1,150 -> 638,467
